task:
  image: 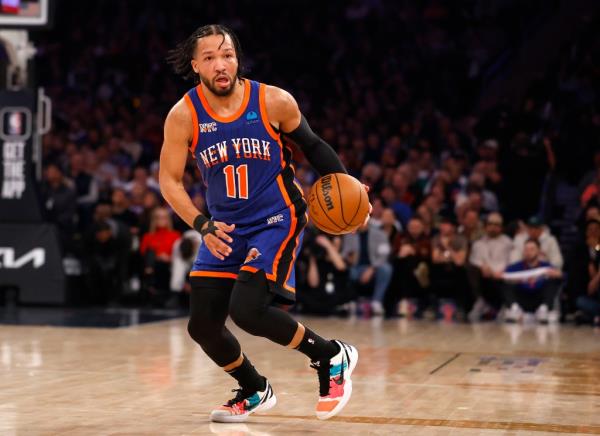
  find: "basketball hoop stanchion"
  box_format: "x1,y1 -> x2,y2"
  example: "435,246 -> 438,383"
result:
0,1 -> 65,305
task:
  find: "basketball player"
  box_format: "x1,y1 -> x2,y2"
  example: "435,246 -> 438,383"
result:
160,25 -> 369,422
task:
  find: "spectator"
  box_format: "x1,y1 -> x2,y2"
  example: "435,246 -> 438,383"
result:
40,163 -> 77,249
380,207 -> 400,243
501,239 -> 563,323
140,207 -> 181,305
342,222 -> 392,316
390,216 -> 432,318
510,216 -> 563,269
169,229 -> 202,308
581,168 -> 600,208
430,216 -> 471,319
573,220 -> 600,325
84,203 -> 132,299
110,188 -> 139,229
83,221 -> 124,305
458,209 -> 484,246
296,228 -> 351,315
67,152 -> 99,228
468,212 -> 512,321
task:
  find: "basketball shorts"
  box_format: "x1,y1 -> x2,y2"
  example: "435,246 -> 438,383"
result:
190,207 -> 307,303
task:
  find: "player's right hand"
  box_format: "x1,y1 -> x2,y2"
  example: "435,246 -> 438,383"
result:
201,221 -> 235,260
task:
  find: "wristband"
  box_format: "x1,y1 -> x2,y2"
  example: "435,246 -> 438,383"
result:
193,214 -> 209,233
193,214 -> 218,238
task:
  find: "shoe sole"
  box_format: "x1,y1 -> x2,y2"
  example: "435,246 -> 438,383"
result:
317,342 -> 358,420
210,389 -> 277,423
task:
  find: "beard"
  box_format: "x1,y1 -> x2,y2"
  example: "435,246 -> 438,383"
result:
199,72 -> 237,97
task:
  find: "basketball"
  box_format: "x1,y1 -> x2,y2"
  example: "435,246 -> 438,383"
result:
308,173 -> 369,235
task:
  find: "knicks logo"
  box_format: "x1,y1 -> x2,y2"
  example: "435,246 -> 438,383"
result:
244,248 -> 261,264
199,122 -> 217,133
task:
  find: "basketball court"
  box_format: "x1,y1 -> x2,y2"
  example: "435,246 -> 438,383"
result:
1,315 -> 600,435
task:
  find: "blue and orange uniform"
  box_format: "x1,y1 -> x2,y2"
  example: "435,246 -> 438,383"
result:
184,79 -> 306,302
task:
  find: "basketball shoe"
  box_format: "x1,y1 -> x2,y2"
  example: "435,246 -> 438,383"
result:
310,340 -> 358,420
210,380 -> 276,423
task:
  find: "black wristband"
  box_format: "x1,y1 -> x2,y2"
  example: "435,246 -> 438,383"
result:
193,214 -> 209,233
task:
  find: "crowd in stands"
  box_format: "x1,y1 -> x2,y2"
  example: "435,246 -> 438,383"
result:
32,1 -> 599,323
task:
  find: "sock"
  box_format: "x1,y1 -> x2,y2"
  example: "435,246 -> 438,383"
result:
295,326 -> 339,361
227,354 -> 266,392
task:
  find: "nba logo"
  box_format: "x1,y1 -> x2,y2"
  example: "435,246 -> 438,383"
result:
8,111 -> 23,136
1,107 -> 31,141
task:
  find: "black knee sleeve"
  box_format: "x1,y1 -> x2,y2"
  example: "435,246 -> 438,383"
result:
188,277 -> 240,367
229,270 -> 299,345
229,272 -> 271,336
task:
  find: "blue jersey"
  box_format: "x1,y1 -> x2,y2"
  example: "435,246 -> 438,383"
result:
184,79 -> 305,225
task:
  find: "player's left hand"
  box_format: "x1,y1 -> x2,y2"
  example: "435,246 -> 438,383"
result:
201,221 -> 235,261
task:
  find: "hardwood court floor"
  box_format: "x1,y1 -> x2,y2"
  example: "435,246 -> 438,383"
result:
2,316 -> 600,435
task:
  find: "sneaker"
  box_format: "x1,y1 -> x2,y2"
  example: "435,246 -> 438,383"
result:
548,309 -> 559,323
371,300 -> 384,316
210,380 -> 277,423
535,304 -> 549,324
468,298 -> 487,323
505,303 -> 523,323
310,340 -> 358,420
440,301 -> 456,322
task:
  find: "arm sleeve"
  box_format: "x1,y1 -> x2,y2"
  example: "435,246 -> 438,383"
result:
281,115 -> 347,176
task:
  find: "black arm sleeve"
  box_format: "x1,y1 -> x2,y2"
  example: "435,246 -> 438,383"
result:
281,115 -> 347,176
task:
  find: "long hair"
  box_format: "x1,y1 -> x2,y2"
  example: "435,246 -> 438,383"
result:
149,207 -> 174,233
166,24 -> 244,84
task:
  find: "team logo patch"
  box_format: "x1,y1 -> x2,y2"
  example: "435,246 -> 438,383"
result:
244,248 -> 261,264
199,122 -> 217,133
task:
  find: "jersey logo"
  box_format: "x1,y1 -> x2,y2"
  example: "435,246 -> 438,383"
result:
267,214 -> 284,225
199,122 -> 217,133
244,248 -> 261,263
246,111 -> 259,125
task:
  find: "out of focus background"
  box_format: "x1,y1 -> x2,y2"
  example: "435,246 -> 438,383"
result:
0,0 -> 599,326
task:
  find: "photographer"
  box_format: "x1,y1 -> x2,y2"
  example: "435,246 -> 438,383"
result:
296,226 -> 350,315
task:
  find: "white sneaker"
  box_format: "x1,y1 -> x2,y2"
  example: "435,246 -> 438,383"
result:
371,300 -> 384,316
536,304 -> 549,324
311,340 -> 358,420
505,303 -> 523,323
548,309 -> 559,323
210,380 -> 276,423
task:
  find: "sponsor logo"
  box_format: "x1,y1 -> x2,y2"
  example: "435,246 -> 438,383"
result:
245,111 -> 259,125
199,122 -> 217,133
0,247 -> 45,269
320,175 -> 335,210
267,214 -> 284,225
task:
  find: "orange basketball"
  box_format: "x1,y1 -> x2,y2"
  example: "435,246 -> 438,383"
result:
307,173 -> 369,235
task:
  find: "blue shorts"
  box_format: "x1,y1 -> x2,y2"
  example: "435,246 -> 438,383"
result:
190,206 -> 307,303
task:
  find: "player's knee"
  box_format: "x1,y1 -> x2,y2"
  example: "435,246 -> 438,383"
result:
187,315 -> 211,345
229,303 -> 262,336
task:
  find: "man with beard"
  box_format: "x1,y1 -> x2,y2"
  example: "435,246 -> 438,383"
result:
160,25 -> 367,423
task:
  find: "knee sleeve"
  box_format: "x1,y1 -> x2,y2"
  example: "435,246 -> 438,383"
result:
229,270 -> 298,345
229,279 -> 270,336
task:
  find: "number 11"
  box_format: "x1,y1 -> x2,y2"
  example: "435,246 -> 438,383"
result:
223,164 -> 248,199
